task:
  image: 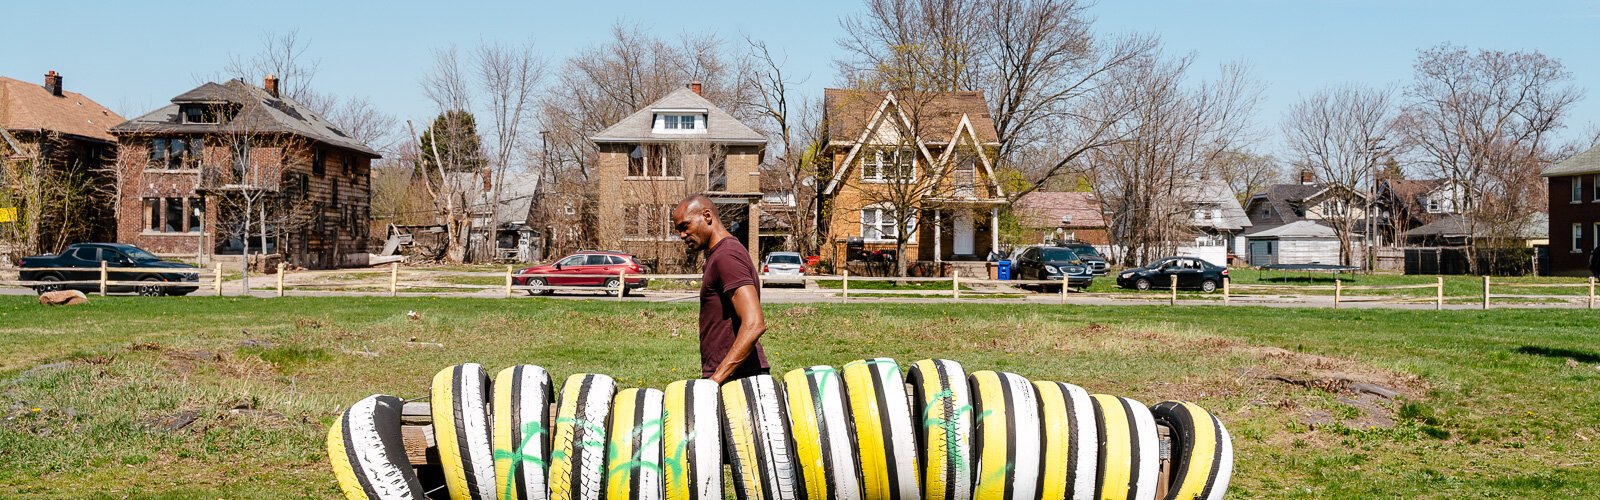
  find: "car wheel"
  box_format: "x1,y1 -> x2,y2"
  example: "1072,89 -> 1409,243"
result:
526,277 -> 549,296
603,278 -> 621,296
33,274 -> 62,294
1200,279 -> 1218,293
137,278 -> 164,297
1134,278 -> 1152,291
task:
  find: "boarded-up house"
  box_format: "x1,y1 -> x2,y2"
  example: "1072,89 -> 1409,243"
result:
109,77 -> 379,269
0,72 -> 124,257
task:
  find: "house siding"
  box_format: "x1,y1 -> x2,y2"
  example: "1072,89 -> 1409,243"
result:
1548,174 -> 1600,275
593,142 -> 761,269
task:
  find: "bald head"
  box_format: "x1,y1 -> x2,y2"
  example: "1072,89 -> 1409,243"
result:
671,194 -> 726,252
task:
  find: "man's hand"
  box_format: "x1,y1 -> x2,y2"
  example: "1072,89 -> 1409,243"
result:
709,284 -> 765,384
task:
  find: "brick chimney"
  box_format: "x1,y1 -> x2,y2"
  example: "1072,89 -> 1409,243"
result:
688,81 -> 702,95
264,74 -> 280,98
1299,169 -> 1315,185
43,71 -> 62,97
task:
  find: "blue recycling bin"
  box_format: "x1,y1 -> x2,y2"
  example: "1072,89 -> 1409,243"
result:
997,259 -> 1012,280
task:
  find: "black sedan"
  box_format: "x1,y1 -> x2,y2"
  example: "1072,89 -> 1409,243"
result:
1116,257 -> 1229,293
20,243 -> 200,296
1012,246 -> 1095,290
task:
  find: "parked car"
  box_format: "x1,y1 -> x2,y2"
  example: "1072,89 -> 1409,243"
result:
1058,242 -> 1110,276
514,250 -> 648,296
20,243 -> 199,296
1116,257 -> 1229,292
1012,246 -> 1095,290
761,251 -> 805,287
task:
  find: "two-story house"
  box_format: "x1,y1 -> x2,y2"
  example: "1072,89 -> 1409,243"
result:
817,89 -> 1005,270
590,83 -> 766,269
0,71 -> 124,255
1543,144 -> 1600,275
109,76 -> 379,269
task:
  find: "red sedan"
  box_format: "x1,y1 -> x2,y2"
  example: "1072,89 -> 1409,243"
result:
515,251 -> 649,296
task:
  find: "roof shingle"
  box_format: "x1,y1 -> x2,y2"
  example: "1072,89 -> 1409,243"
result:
0,76 -> 123,143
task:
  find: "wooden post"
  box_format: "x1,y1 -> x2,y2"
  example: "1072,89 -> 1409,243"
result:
276,263 -> 285,298
390,263 -> 399,297
1222,277 -> 1230,305
214,262 -> 223,297
1588,277 -> 1596,310
505,266 -> 514,298
1169,274 -> 1177,306
842,270 -> 849,299
1435,276 -> 1444,310
1060,276 -> 1068,305
1481,275 -> 1490,310
952,270 -> 960,300
616,270 -> 626,300
99,261 -> 108,296
1334,279 -> 1342,309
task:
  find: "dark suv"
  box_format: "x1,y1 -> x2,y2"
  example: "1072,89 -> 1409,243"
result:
1058,242 -> 1109,276
514,251 -> 648,296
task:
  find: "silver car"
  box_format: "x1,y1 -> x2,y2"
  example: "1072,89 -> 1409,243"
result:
761,251 -> 806,287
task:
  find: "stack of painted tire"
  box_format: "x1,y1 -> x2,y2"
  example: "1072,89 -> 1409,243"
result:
328,359 -> 1232,500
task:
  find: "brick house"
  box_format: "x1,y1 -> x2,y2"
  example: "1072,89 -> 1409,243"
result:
0,71 -> 125,255
1013,191 -> 1110,245
817,89 -> 1005,268
589,83 -> 766,269
109,77 -> 379,269
1542,145 -> 1600,276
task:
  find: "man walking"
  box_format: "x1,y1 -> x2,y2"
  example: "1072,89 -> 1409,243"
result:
671,195 -> 768,384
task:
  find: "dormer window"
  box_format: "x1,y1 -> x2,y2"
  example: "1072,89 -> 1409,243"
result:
651,109 -> 707,134
180,104 -> 220,124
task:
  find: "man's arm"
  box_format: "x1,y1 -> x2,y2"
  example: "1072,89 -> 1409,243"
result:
710,284 -> 766,384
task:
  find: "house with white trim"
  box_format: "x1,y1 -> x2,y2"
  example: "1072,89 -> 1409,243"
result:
816,89 -> 1004,270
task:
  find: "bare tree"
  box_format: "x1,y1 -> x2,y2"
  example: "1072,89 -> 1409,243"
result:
1082,53 -> 1259,265
1395,44 -> 1582,272
743,36 -> 824,253
1282,84 -> 1397,266
475,42 -> 544,239
1209,149 -> 1282,204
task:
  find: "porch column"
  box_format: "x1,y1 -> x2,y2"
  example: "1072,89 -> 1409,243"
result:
990,206 -> 1000,255
933,209 -> 942,263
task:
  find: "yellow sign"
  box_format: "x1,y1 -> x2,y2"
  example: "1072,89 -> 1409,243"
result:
0,207 -> 16,223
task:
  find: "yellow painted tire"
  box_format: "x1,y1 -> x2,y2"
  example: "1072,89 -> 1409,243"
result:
661,380 -> 723,500
494,365 -> 555,500
842,358 -> 920,500
905,359 -> 972,500
721,374 -> 801,500
327,394 -> 426,500
1089,395 -> 1158,500
968,371 -> 1042,499
1149,401 -> 1233,500
550,373 -> 617,500
433,363 -> 497,500
1033,381 -> 1097,500
607,388 -> 666,500
781,366 -> 863,499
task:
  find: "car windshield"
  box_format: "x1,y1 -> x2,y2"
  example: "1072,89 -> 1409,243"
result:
1066,245 -> 1102,258
122,247 -> 162,262
768,254 -> 802,264
1040,248 -> 1080,262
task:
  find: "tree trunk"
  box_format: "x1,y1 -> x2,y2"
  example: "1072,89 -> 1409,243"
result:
241,197 -> 253,293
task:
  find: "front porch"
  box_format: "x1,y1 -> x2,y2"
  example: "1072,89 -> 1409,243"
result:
918,200 -> 1005,263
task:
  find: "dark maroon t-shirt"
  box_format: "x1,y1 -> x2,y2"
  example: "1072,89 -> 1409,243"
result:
699,237 -> 768,378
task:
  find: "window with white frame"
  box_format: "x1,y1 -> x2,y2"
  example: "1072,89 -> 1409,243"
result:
1593,174 -> 1599,201
1573,176 -> 1584,203
861,149 -> 915,182
861,206 -> 915,241
651,112 -> 705,134
1574,223 -> 1584,252
1594,222 -> 1599,251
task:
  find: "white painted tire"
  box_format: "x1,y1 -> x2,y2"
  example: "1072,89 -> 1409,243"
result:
1090,395 -> 1158,500
607,388 -> 666,500
841,358 -> 921,500
1149,401 -> 1233,500
721,374 -> 801,500
494,365 -> 555,500
1034,381 -> 1098,500
327,394 -> 427,500
968,371 -> 1042,500
550,374 -> 617,500
905,359 -> 972,500
782,366 -> 864,499
662,380 -> 723,500
432,363 -> 498,500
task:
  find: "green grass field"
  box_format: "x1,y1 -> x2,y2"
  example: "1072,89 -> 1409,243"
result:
1,296 -> 1597,498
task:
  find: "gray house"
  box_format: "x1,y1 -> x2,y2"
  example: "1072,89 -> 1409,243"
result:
1245,220 -> 1341,266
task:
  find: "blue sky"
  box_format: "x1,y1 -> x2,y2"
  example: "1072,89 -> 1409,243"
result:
3,0 -> 1596,155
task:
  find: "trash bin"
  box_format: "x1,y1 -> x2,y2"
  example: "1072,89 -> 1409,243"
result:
997,259 -> 1012,280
